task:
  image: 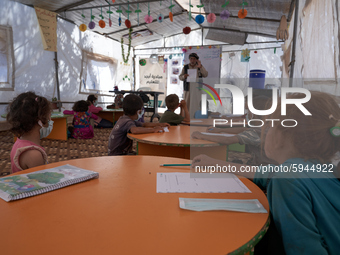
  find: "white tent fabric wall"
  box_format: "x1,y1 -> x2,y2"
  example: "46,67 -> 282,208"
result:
0,0 -> 132,116
282,0 -> 340,97
0,0 -> 56,116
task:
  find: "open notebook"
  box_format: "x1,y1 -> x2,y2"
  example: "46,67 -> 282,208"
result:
0,164 -> 99,202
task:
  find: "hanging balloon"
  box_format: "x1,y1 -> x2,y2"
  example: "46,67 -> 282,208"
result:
125,19 -> 131,28
207,13 -> 216,23
220,10 -> 230,20
99,20 -> 106,28
238,9 -> 247,19
183,26 -> 191,35
88,21 -> 95,29
157,14 -> 164,23
139,59 -> 146,66
195,14 -> 204,24
79,24 -> 87,32
109,19 -> 112,27
144,15 -> 153,23
169,12 -> 173,22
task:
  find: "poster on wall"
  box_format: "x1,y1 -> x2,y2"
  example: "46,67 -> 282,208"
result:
139,58 -> 167,102
34,7 -> 57,52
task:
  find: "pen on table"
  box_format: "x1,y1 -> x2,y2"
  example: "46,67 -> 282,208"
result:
160,164 -> 191,167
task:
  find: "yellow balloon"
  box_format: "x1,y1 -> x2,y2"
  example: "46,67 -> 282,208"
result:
79,24 -> 87,32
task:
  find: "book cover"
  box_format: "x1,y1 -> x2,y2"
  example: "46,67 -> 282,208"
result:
0,164 -> 99,202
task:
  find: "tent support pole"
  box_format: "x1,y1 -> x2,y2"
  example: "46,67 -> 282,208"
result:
133,47 -> 136,91
289,0 -> 299,87
54,52 -> 61,112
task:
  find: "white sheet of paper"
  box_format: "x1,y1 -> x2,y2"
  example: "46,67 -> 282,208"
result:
200,132 -> 235,137
187,69 -> 197,82
163,127 -> 169,132
157,172 -> 251,193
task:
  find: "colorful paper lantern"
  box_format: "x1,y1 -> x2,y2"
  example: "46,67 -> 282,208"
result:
79,24 -> 87,32
99,20 -> 106,28
207,13 -> 216,23
238,9 -> 248,19
169,12 -> 173,22
88,21 -> 95,29
220,10 -> 230,20
157,14 -> 164,23
183,26 -> 191,34
144,15 -> 153,23
125,19 -> 131,28
195,14 -> 205,24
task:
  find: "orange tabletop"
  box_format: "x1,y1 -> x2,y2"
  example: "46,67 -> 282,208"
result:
0,156 -> 269,255
96,109 -> 124,122
128,125 -> 228,160
182,118 -> 246,127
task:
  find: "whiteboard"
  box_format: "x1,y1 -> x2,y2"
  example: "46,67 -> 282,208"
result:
184,47 -> 221,81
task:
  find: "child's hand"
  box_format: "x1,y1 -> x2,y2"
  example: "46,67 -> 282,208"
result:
191,131 -> 205,139
183,74 -> 189,79
180,100 -> 187,108
191,154 -> 216,169
153,126 -> 164,133
159,123 -> 170,128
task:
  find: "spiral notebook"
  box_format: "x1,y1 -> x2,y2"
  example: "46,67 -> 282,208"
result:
0,164 -> 99,202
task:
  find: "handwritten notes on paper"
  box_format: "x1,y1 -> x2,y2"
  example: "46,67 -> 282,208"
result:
34,7 -> 57,52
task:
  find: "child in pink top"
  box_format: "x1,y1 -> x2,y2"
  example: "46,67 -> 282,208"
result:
7,92 -> 51,173
87,95 -> 113,128
63,100 -> 98,139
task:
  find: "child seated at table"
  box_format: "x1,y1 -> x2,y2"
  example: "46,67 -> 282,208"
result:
63,100 -> 98,139
87,94 -> 113,128
192,91 -> 340,254
7,92 -> 51,173
159,94 -> 190,125
192,95 -> 274,165
108,95 -> 170,156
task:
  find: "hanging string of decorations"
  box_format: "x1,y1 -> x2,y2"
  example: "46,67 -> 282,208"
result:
121,27 -> 133,63
79,0 -> 250,33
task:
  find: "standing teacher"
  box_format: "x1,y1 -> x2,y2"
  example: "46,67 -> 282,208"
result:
179,53 -> 208,113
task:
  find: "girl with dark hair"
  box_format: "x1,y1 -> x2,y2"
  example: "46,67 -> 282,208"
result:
87,94 -> 113,128
63,100 -> 98,139
7,92 -> 52,173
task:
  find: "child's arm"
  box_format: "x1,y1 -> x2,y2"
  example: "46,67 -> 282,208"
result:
90,105 -> 103,113
142,122 -> 170,128
63,110 -> 74,115
191,131 -> 240,145
89,113 -> 98,120
130,126 -> 164,134
180,100 -> 190,122
19,150 -> 45,170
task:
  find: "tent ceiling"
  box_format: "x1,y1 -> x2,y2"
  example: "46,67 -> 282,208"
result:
12,0 -> 293,45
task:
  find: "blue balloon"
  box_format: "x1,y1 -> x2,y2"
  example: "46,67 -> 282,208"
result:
195,15 -> 205,24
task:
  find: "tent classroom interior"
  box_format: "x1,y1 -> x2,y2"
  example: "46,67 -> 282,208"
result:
0,0 -> 340,254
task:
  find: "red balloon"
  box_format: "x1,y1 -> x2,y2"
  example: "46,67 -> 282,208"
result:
183,26 -> 191,35
125,19 -> 131,28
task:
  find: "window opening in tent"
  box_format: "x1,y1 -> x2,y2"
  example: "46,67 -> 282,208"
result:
0,25 -> 14,91
80,51 -> 117,94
